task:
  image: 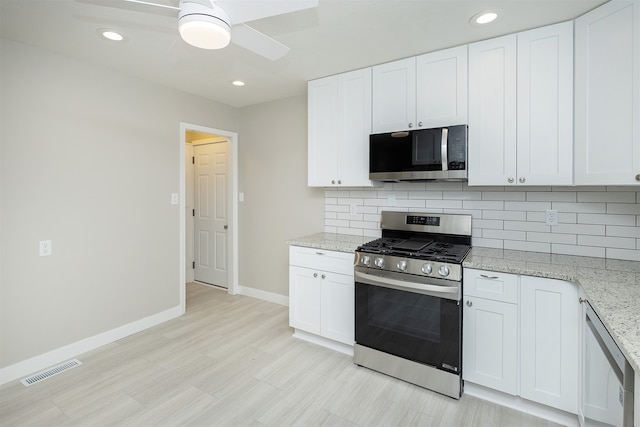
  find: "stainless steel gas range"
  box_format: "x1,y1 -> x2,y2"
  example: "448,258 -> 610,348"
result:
353,211 -> 472,399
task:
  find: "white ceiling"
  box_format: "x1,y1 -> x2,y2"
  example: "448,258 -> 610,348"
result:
1,0 -> 607,108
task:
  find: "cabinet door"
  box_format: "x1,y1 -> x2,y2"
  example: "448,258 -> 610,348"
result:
337,68 -> 373,187
308,76 -> 339,186
574,1 -> 640,185
372,57 -> 416,133
463,296 -> 518,395
289,266 -> 321,335
416,45 -> 468,129
520,276 -> 579,414
321,272 -> 354,345
517,22 -> 574,186
468,35 -> 517,186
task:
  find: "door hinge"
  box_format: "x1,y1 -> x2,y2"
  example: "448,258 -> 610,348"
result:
192,261 -> 195,269
192,156 -> 195,164
192,209 -> 195,216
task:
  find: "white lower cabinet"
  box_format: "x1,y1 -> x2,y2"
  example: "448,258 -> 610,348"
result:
463,268 -> 579,415
289,246 -> 354,347
520,275 -> 579,414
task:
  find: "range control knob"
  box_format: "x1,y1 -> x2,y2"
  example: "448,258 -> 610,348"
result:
360,255 -> 371,267
397,260 -> 407,271
374,257 -> 385,268
438,265 -> 450,277
421,264 -> 432,275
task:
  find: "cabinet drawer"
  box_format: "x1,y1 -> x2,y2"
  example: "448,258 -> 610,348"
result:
289,246 -> 355,276
464,268 -> 518,303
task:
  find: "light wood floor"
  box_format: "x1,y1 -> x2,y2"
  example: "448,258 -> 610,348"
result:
1,282 -> 563,426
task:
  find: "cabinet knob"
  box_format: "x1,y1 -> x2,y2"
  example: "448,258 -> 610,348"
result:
418,121 -> 423,127
321,274 -> 326,279
337,180 -> 342,185
508,177 -> 514,183
313,273 -> 318,278
466,300 -> 473,307
519,177 -> 526,183
408,123 -> 413,128
635,174 -> 640,181
331,180 -> 336,184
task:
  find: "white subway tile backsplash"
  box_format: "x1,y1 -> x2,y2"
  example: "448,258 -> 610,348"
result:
504,240 -> 551,253
552,244 -> 606,258
606,225 -> 640,238
504,201 -> 552,211
578,235 -> 637,249
578,213 -> 637,226
552,202 -> 606,213
324,183 -> 640,261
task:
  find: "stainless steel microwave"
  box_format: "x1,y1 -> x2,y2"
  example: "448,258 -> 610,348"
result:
369,125 -> 468,181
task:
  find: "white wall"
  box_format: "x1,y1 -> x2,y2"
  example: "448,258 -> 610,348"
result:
325,183 -> 640,261
0,40 -> 239,371
238,96 -> 324,297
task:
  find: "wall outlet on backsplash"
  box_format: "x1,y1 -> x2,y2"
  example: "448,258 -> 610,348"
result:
350,203 -> 358,215
545,209 -> 559,226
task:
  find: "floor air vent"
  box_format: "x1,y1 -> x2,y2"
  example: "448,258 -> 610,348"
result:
21,359 -> 82,386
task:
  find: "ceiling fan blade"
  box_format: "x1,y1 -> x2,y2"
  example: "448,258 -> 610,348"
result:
218,0 -> 318,25
231,24 -> 289,60
75,0 -> 179,18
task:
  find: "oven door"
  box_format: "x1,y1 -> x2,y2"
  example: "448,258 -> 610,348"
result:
354,269 -> 461,374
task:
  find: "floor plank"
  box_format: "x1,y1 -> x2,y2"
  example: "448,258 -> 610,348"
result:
0,282 -> 566,426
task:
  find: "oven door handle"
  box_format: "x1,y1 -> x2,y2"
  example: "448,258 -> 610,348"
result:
355,271 -> 459,300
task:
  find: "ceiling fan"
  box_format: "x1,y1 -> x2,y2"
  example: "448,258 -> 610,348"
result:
81,0 -> 319,60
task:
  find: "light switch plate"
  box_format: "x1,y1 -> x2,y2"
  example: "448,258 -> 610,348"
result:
39,240 -> 52,256
171,193 -> 179,205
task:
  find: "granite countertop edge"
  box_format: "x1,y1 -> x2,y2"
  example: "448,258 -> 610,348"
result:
287,234 -> 640,374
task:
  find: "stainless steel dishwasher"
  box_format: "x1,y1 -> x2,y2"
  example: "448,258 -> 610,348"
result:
582,301 -> 634,427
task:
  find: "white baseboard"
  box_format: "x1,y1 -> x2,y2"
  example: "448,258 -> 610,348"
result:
0,305 -> 183,386
237,285 -> 288,306
464,381 -> 579,427
292,329 -> 354,356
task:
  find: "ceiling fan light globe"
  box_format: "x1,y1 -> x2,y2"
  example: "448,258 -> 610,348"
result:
179,17 -> 231,49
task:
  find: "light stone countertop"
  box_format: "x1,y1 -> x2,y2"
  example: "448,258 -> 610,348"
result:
464,247 -> 640,373
287,233 -> 640,374
287,232 -> 370,254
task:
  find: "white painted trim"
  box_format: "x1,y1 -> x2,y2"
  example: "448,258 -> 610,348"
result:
237,285 -> 289,306
292,329 -> 354,356
0,305 -> 182,385
464,382 -> 579,427
179,123 -> 239,310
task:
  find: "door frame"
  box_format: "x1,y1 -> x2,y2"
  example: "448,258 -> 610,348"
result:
179,122 -> 239,313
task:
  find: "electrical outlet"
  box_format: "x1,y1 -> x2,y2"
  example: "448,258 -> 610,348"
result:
545,209 -> 558,226
350,204 -> 358,215
388,193 -> 396,206
39,240 -> 52,256
171,193 -> 179,205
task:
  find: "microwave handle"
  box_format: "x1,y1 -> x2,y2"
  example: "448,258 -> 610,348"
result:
441,128 -> 449,171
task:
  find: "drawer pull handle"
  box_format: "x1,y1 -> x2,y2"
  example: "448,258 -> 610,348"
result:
480,274 -> 499,279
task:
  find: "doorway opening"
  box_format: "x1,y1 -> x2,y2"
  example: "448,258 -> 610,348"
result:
179,123 -> 238,313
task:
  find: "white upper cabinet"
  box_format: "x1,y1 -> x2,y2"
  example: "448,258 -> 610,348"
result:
372,57 -> 416,133
469,22 -> 574,186
372,46 -> 468,133
468,34 -> 518,185
308,68 -> 375,187
517,22 -> 574,186
574,0 -> 640,185
416,45 -> 468,129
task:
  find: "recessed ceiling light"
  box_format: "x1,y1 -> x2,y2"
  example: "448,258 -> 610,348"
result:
470,10 -> 501,26
97,28 -> 126,42
232,80 -> 245,87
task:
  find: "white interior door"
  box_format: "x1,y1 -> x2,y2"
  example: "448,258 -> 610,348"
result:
194,141 -> 228,287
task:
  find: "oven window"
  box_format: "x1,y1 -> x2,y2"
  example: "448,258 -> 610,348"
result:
355,282 -> 461,371
369,287 -> 441,342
